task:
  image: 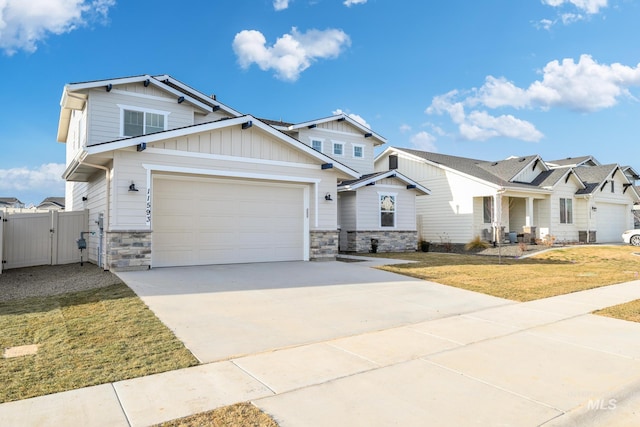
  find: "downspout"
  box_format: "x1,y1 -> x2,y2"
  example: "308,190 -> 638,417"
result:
586,194 -> 592,244
79,162 -> 110,270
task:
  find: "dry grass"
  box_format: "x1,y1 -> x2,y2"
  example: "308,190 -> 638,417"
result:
376,246 -> 640,302
154,402 -> 278,427
0,283 -> 198,403
594,299 -> 640,323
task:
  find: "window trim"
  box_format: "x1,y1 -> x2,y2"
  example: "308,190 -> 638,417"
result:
309,137 -> 324,153
118,104 -> 169,137
332,141 -> 345,156
483,196 -> 493,224
560,197 -> 573,224
352,143 -> 364,159
379,192 -> 397,228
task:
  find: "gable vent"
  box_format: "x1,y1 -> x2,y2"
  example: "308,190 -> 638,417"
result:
389,155 -> 398,170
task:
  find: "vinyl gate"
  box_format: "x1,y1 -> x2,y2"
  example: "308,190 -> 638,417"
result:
0,210 -> 88,274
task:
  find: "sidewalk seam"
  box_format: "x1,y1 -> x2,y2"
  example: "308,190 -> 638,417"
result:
110,383 -> 132,427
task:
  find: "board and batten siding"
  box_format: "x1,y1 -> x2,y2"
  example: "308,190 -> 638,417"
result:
298,125 -> 376,175
352,179 -> 417,231
85,86 -> 197,146
109,125 -> 341,231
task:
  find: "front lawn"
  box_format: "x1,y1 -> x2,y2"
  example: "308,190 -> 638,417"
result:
0,283 -> 198,403
375,246 -> 640,302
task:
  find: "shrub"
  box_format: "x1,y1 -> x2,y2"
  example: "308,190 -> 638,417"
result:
465,235 -> 490,251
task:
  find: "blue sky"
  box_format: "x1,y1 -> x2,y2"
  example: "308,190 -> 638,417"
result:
1,0 -> 640,205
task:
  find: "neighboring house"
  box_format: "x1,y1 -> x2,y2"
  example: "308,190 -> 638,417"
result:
0,198 -> 25,209
37,197 -> 65,211
57,74 -> 425,270
375,148 -> 639,245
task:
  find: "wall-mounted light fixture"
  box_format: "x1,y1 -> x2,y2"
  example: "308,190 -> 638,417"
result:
82,196 -> 88,201
129,182 -> 139,192
325,193 -> 333,201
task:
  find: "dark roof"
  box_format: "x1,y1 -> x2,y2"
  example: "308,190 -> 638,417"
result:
0,197 -> 23,205
37,197 -> 65,208
529,168 -> 570,188
573,164 -> 618,195
338,171 -> 391,187
259,118 -> 294,127
397,149 -> 543,190
547,156 -> 598,168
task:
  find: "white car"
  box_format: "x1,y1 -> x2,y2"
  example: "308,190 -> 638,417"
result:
622,229 -> 640,246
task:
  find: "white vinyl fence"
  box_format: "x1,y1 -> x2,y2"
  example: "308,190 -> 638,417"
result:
0,210 -> 88,274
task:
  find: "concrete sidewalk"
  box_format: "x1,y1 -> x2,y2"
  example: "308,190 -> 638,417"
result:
1,260 -> 640,426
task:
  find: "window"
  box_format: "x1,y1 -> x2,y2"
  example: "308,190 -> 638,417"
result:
353,145 -> 364,158
120,106 -> 167,137
333,142 -> 344,156
483,196 -> 493,224
380,193 -> 396,227
311,139 -> 323,152
560,198 -> 573,224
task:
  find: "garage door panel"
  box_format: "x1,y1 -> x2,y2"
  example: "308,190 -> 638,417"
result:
153,176 -> 306,267
597,203 -> 627,243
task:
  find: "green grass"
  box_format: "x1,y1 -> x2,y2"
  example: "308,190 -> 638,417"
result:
376,246 -> 640,302
0,283 -> 198,403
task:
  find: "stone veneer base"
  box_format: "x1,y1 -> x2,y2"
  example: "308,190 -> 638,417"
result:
343,230 -> 418,253
106,230 -> 152,271
310,230 -> 338,261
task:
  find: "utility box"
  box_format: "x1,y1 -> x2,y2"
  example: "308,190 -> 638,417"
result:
77,237 -> 87,250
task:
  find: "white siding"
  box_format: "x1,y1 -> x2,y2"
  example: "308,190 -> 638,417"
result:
109,125 -> 341,232
298,123 -> 377,175
512,160 -> 545,184
352,178 -> 417,231
549,180 -> 580,242
85,86 -> 198,145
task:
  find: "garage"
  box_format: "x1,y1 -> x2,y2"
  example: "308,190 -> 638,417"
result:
152,174 -> 308,267
597,202 -> 628,243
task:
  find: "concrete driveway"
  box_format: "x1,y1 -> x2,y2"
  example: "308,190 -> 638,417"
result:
108,258 -> 640,426
117,258 -> 511,363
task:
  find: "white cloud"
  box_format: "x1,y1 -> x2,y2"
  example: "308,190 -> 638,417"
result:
541,0 -> 608,14
233,27 -> 351,81
332,109 -> 370,128
427,91 -> 544,142
0,163 -> 65,195
344,0 -> 367,6
399,124 -> 412,133
273,0 -> 290,11
426,54 -> 640,143
0,0 -> 115,55
410,131 -> 438,152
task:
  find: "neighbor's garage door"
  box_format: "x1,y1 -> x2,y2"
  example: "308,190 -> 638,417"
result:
597,202 -> 627,243
152,175 -> 307,267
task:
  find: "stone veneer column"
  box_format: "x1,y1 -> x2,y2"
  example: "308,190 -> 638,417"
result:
310,230 -> 338,261
106,230 -> 151,271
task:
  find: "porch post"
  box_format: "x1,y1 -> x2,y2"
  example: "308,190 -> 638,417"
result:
525,197 -> 534,226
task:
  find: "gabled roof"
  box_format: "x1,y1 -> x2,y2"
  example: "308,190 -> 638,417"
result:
63,115 -> 361,181
37,197 -> 65,209
57,74 -> 241,142
573,164 -> 624,195
622,165 -> 640,181
530,168 -> 586,190
477,155 -> 547,182
387,148 -> 551,192
282,114 -> 386,146
0,197 -> 23,206
338,170 -> 430,195
547,155 -> 600,168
